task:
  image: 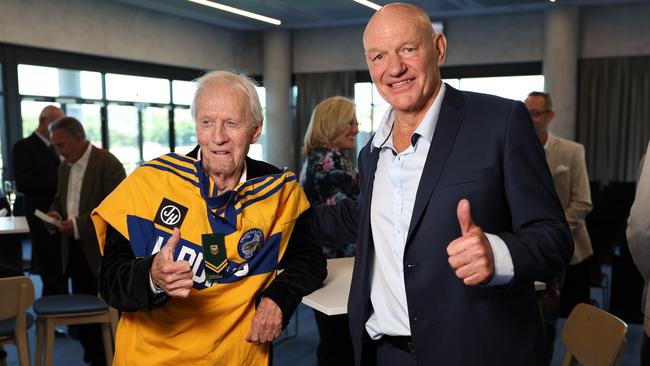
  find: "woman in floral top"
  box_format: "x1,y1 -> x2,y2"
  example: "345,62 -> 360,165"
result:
299,96 -> 359,366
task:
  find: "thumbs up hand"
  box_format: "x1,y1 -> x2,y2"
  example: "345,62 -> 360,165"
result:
447,199 -> 495,286
150,228 -> 194,298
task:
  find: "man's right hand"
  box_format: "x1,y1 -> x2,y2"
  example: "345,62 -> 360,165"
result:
150,228 -> 193,298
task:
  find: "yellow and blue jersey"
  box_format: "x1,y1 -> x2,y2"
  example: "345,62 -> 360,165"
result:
92,152 -> 310,365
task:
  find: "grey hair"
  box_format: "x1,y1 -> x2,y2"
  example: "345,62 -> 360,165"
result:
48,116 -> 86,140
528,91 -> 553,111
190,70 -> 264,127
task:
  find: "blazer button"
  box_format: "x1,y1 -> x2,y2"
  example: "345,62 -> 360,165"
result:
406,263 -> 418,270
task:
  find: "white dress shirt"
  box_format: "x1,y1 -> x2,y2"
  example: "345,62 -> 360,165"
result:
66,142 -> 93,240
365,83 -> 514,339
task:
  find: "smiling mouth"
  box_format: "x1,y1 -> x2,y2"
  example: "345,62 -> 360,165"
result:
390,79 -> 414,89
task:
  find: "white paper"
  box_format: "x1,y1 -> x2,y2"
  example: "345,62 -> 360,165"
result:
0,208 -> 6,217
35,209 -> 62,228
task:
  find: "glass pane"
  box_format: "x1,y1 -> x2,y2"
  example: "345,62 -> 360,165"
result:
354,82 -> 373,132
172,80 -> 194,106
18,64 -> 101,99
65,104 -> 102,148
255,86 -> 266,110
371,85 -> 389,109
458,75 -> 544,102
142,107 -> 170,161
20,101 -> 62,138
248,143 -> 263,161
19,65 -> 58,97
252,86 -> 266,161
174,108 -> 197,155
107,105 -> 139,174
106,74 -> 170,103
442,78 -> 460,89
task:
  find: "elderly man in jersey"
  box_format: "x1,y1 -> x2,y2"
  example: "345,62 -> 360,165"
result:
92,71 -> 326,365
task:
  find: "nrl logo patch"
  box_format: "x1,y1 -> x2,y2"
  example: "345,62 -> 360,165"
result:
154,198 -> 188,230
238,229 -> 264,260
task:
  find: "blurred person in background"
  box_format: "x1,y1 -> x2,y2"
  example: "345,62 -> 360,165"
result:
300,96 -> 360,366
13,105 -> 68,296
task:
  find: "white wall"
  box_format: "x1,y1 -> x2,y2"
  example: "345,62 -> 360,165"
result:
292,25 -> 365,73
291,12 -> 545,73
291,2 -> 650,74
1,1 -> 649,74
0,0 -> 258,73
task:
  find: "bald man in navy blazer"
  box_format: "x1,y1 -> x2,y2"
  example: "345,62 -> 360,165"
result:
311,3 -> 572,366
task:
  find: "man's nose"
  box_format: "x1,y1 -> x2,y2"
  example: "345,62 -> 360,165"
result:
387,54 -> 406,76
211,124 -> 228,144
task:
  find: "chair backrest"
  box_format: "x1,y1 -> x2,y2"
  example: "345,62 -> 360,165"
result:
0,276 -> 35,323
562,303 -> 628,366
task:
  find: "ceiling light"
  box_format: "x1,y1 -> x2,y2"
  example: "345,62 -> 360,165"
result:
353,0 -> 382,11
187,0 -> 281,25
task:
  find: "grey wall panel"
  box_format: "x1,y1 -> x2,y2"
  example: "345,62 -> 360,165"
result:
0,0 -> 249,72
581,3 -> 650,58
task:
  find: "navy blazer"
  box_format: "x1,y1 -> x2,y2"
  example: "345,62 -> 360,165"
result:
312,85 -> 572,365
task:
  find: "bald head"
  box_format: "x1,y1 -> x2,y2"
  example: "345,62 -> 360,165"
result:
364,3 -> 435,50
37,106 -> 65,139
362,2 -> 446,117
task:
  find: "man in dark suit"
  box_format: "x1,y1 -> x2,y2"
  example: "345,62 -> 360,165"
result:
312,4 -> 573,365
48,116 -> 125,366
12,105 -> 67,296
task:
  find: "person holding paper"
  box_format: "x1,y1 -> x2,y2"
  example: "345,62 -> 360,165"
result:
92,71 -> 326,365
48,116 -> 126,366
12,105 -> 67,296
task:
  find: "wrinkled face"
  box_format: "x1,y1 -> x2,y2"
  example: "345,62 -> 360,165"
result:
524,95 -> 554,134
331,117 -> 359,151
363,7 -> 445,114
50,129 -> 84,163
195,85 -> 261,181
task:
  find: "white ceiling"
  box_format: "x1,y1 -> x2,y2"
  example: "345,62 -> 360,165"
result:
112,0 -> 649,30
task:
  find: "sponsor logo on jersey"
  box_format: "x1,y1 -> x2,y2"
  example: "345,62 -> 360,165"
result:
154,198 -> 188,230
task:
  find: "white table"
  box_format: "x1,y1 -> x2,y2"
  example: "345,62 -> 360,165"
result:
302,257 -> 353,316
303,257 -> 547,315
0,216 -> 29,235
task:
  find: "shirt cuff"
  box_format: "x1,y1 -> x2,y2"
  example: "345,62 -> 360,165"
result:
485,232 -> 514,286
72,218 -> 80,240
149,272 -> 165,294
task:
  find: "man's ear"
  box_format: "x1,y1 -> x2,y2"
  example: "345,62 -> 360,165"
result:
251,123 -> 262,144
434,33 -> 447,66
548,111 -> 556,121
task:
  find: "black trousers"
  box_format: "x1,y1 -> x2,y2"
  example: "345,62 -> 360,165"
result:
68,240 -> 105,365
375,338 -> 416,366
558,259 -> 592,317
313,310 -> 355,366
642,332 -> 650,366
28,214 -> 68,296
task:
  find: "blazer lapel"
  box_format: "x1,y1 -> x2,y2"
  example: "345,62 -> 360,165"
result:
406,86 -> 466,241
79,146 -> 98,213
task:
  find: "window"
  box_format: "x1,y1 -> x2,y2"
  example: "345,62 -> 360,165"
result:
106,74 -> 170,104
353,74 -> 544,156
442,75 -> 544,102
354,83 -> 389,157
15,64 -> 211,174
